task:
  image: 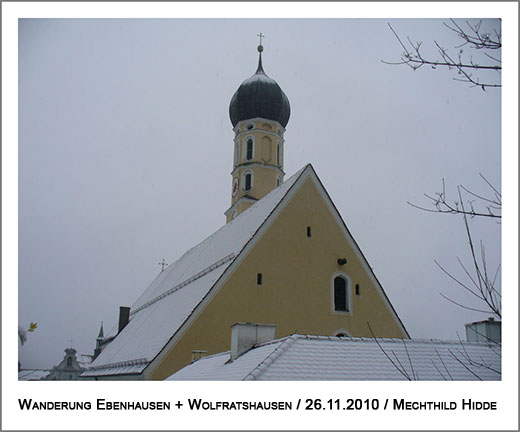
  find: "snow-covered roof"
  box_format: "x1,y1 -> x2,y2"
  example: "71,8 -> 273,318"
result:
83,166 -> 309,377
82,358 -> 149,377
79,354 -> 94,366
18,369 -> 51,381
167,335 -> 501,381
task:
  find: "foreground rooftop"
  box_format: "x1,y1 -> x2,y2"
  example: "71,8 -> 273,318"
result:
167,335 -> 501,381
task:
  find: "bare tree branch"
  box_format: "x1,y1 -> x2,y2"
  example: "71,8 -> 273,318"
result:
402,338 -> 417,380
367,325 -> 500,381
444,19 -> 501,50
439,292 -> 496,315
408,177 -> 501,219
448,349 -> 483,380
431,359 -> 447,380
479,173 -> 502,198
435,348 -> 453,380
367,322 -> 412,380
454,333 -> 501,375
384,20 -> 501,90
409,175 -> 501,318
435,259 -> 482,301
459,191 -> 501,317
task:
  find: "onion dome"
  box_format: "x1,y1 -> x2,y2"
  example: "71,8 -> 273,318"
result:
229,45 -> 290,128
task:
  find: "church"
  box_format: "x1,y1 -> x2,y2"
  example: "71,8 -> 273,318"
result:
82,41 -> 409,380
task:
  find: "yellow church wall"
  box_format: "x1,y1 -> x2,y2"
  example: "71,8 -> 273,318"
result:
150,176 -> 407,380
260,136 -> 273,162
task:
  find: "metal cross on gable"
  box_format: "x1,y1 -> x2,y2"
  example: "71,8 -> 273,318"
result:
257,32 -> 265,46
158,258 -> 168,272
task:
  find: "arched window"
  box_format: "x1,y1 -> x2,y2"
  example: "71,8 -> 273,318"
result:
244,137 -> 254,161
67,357 -> 72,367
333,329 -> 351,337
234,141 -> 239,166
333,275 -> 350,312
277,142 -> 282,165
243,171 -> 253,192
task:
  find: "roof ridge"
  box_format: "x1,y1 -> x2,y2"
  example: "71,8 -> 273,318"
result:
282,334 -> 500,346
130,253 -> 235,316
243,335 -> 297,381
86,357 -> 149,371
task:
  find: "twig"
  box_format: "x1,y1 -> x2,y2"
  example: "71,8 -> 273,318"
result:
384,20 -> 501,89
367,322 -> 412,380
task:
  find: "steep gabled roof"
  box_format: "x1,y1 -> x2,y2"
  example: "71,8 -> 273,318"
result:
84,163 -> 410,378
167,335 -> 501,381
83,165 -> 309,377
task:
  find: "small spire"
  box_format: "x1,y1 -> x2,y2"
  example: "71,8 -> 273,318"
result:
256,33 -> 265,74
97,321 -> 104,339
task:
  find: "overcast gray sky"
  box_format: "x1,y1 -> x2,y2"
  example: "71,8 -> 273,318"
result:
18,18 -> 503,370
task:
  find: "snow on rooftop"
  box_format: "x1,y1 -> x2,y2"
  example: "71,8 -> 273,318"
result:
81,359 -> 148,377
18,369 -> 51,381
86,166 -> 309,375
167,335 -> 501,381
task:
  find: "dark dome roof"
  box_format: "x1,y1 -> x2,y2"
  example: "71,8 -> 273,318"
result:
229,52 -> 290,128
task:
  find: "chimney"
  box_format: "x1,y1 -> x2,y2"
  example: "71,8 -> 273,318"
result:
230,322 -> 276,361
118,306 -> 130,334
465,317 -> 501,343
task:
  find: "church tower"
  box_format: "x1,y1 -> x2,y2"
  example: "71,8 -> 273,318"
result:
225,39 -> 291,223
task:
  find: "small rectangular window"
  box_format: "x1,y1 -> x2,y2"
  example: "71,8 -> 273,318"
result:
307,226 -> 312,237
355,284 -> 360,296
257,273 -> 263,285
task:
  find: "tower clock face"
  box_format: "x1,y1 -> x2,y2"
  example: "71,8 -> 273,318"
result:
232,177 -> 239,197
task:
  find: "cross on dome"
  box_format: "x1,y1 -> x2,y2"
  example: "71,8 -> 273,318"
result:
158,258 -> 168,272
257,32 -> 265,52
